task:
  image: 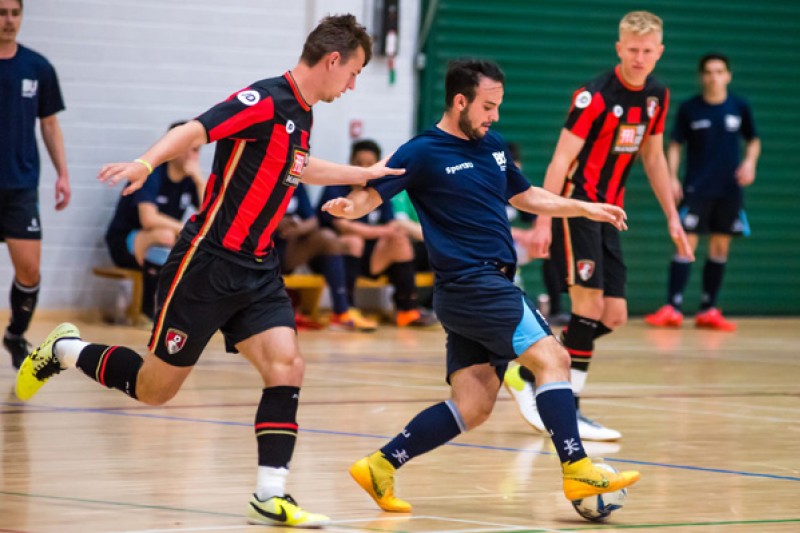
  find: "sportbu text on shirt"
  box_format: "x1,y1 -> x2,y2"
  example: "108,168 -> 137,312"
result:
184,72 -> 312,268
672,94 -> 757,198
563,66 -> 669,207
370,127 -> 531,282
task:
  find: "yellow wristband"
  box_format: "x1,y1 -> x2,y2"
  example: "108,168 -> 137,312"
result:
134,158 -> 154,175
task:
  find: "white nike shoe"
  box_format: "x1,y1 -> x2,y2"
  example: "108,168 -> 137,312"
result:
503,365 -> 547,433
576,411 -> 622,441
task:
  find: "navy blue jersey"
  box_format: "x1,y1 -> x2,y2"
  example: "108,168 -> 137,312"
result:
284,183 -> 314,219
106,164 -> 199,237
370,127 -> 531,282
671,94 -> 757,198
0,45 -> 65,190
317,185 -> 395,227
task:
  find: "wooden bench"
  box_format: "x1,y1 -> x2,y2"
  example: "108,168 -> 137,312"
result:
92,266 -> 144,325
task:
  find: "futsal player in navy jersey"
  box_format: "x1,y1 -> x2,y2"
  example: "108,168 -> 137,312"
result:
323,59 -> 640,514
506,11 -> 693,442
1,0 -> 71,368
16,14 -> 402,528
646,53 -> 760,332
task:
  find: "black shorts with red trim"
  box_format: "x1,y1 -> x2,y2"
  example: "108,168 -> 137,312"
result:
0,188 -> 41,241
148,238 -> 295,367
550,217 -> 626,298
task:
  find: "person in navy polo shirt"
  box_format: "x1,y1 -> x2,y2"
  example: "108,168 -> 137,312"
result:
0,0 -> 71,369
646,53 -> 760,332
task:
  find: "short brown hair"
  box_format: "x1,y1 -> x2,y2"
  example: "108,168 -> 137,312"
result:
300,14 -> 372,68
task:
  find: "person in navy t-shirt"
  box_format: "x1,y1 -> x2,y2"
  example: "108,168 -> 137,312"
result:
105,121 -> 204,320
646,53 -> 760,331
0,0 -> 71,368
323,59 -> 639,514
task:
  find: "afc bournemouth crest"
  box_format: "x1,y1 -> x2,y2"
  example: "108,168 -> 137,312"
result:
166,328 -> 188,355
647,96 -> 659,118
577,260 -> 595,282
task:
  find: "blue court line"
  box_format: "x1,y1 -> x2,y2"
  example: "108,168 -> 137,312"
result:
3,401 -> 799,483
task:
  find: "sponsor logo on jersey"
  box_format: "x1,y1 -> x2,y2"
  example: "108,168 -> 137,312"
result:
492,151 -> 507,171
282,148 -> 308,187
22,79 -> 38,98
690,119 -> 712,130
575,90 -> 592,109
647,96 -> 659,118
286,120 -> 296,133
237,90 -> 260,106
613,123 -> 647,153
166,328 -> 188,354
577,260 -> 595,281
445,161 -> 474,175
725,114 -> 741,131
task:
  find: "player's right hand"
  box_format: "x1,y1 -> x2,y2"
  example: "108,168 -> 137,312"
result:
322,197 -> 354,218
669,220 -> 695,261
528,219 -> 553,259
98,161 -> 150,196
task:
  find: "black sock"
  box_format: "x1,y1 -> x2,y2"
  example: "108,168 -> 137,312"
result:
563,314 -> 598,410
518,365 -> 536,384
701,258 -> 726,311
255,386 -> 300,468
320,255 -> 349,314
594,322 -> 613,340
8,279 -> 39,336
668,258 -> 692,311
141,260 -> 161,320
75,344 -> 142,399
542,259 -> 563,315
386,261 -> 417,311
344,255 -> 361,307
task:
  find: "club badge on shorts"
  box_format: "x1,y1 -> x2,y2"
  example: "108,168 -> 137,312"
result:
166,328 -> 188,354
577,259 -> 595,282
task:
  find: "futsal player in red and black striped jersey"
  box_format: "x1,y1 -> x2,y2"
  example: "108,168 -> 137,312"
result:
16,14 -> 404,528
505,11 -> 693,442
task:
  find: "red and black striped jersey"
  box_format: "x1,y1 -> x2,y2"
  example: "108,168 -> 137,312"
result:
184,72 -> 312,267
561,66 -> 669,207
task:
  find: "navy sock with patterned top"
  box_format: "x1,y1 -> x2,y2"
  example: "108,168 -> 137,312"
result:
380,400 -> 464,469
536,381 -> 587,464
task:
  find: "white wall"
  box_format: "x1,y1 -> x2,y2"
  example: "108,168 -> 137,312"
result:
2,0 -> 419,310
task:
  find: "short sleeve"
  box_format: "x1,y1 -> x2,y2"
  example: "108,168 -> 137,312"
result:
563,87 -> 606,140
740,99 -> 758,141
195,85 -> 275,143
670,100 -> 689,144
371,143 -> 417,202
37,60 -> 65,118
505,155 -> 531,200
130,168 -> 161,206
653,88 -> 669,135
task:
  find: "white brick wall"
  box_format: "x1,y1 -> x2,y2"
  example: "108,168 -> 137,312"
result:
2,0 -> 419,310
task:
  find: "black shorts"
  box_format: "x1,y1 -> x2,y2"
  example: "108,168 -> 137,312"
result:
679,195 -> 749,236
360,238 -> 381,277
551,217 -> 626,298
434,268 -> 551,383
148,239 -> 295,367
106,231 -> 138,269
0,188 -> 41,241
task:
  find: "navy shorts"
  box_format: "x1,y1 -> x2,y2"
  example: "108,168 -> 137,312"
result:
679,195 -> 749,236
0,188 -> 41,241
148,238 -> 295,367
433,269 -> 551,383
551,217 -> 626,298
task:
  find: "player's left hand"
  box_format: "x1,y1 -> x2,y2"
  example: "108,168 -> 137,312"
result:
98,161 -> 150,196
322,197 -> 355,218
586,203 -> 628,231
735,160 -> 756,187
55,175 -> 71,211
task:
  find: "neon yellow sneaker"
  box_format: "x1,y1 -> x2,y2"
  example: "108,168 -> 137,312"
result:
349,452 -> 412,512
15,322 -> 81,401
563,457 -> 640,500
246,494 -> 329,528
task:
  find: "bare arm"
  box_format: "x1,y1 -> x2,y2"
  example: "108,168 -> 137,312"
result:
735,137 -> 761,187
321,187 -> 384,220
138,203 -> 184,234
666,140 -> 684,203
39,114 -> 70,211
303,156 -> 405,186
529,128 -> 585,257
98,121 -> 208,196
640,133 -> 694,260
509,187 -> 627,230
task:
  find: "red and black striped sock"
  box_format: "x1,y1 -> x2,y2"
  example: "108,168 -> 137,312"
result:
75,344 -> 142,399
255,386 -> 300,468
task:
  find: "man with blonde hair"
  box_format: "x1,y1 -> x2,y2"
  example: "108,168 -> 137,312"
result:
505,11 -> 693,441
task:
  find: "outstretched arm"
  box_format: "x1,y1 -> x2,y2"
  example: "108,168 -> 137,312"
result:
303,156 -> 404,186
321,187 -> 384,220
509,187 -> 628,231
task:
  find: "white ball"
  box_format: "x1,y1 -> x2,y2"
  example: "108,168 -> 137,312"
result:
571,462 -> 627,522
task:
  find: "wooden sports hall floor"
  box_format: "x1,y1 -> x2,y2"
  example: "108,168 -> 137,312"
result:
1,315 -> 798,533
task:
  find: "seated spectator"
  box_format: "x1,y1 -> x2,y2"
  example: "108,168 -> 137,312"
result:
317,140 -> 437,327
274,182 -> 376,332
104,121 -> 204,320
390,190 -> 432,308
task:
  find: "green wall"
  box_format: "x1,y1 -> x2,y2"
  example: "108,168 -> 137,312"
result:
416,0 -> 800,315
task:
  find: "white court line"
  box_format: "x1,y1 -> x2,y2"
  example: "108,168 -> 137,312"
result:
591,396 -> 800,423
